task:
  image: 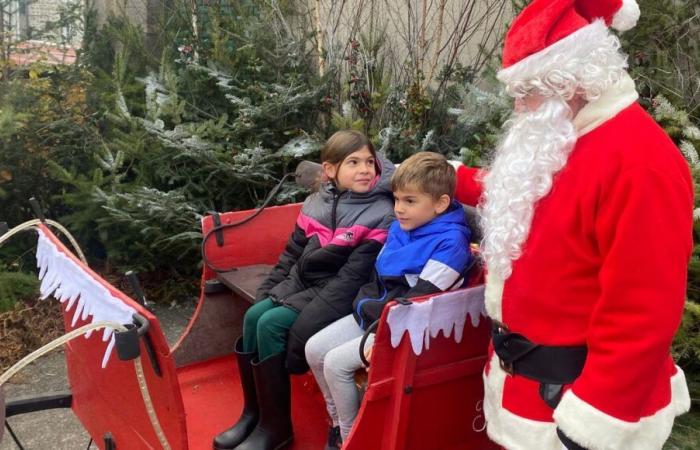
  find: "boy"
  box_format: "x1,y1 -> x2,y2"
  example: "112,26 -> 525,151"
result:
305,152 -> 472,449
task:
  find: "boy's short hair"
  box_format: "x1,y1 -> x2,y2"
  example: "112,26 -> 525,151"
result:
392,152 -> 456,200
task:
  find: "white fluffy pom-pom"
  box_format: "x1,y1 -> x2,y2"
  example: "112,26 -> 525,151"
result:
447,160 -> 464,171
611,0 -> 640,31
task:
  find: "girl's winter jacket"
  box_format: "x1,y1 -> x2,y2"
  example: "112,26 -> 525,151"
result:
352,200 -> 472,329
256,155 -> 395,373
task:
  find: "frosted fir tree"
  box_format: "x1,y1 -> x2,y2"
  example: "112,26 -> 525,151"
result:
648,94 -> 700,382
448,82 -> 511,167
651,95 -> 700,169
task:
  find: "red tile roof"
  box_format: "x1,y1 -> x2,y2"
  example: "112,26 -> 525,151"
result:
9,40 -> 78,66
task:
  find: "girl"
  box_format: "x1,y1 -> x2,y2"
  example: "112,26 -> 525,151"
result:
213,130 -> 395,450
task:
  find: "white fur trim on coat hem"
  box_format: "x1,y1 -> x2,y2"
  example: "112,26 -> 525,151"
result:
611,0 -> 640,32
483,354 -> 562,450
553,367 -> 691,450
671,366 -> 692,415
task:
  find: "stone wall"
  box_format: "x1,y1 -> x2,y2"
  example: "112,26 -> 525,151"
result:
94,0 -> 163,53
95,0 -> 149,32
311,0 -> 513,68
26,0 -> 83,46
88,0 -> 513,71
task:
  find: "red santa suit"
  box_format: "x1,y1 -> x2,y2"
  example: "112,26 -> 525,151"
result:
453,1 -> 693,449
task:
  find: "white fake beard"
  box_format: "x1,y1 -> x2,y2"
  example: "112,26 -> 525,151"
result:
479,98 -> 578,281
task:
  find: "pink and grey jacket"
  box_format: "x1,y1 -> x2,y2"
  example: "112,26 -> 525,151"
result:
256,154 -> 395,373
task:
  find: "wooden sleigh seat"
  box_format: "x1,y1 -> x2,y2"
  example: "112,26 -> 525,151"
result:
217,265 -> 272,303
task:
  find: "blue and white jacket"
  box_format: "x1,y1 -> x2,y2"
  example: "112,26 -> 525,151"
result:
352,200 -> 472,329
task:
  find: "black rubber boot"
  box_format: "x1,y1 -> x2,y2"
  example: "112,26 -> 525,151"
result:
213,338 -> 259,450
234,352 -> 293,450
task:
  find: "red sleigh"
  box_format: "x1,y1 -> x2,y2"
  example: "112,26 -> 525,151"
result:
2,203 -> 497,450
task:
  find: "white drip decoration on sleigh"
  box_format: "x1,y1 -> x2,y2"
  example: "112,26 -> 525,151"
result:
386,286 -> 486,355
36,229 -> 137,368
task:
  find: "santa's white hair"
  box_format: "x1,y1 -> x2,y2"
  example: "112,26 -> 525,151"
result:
481,22 -> 630,280
498,21 -> 629,102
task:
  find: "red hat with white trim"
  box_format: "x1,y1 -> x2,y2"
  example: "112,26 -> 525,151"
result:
500,0 -> 640,72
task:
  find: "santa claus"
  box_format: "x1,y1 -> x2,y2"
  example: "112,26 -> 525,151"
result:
452,1 -> 693,449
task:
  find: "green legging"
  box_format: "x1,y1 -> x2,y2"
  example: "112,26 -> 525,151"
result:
242,298 -> 299,359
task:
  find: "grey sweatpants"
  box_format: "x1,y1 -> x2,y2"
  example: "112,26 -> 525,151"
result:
305,314 -> 374,440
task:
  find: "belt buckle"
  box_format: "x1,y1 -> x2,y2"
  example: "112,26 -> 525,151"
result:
492,320 -> 514,375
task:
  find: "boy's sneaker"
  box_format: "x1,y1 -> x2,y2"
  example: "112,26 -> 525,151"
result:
324,425 -> 342,450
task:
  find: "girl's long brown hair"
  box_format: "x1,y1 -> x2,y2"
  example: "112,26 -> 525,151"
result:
321,130 -> 377,164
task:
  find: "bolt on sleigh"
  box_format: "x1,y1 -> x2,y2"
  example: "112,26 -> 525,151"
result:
1,197 -> 499,449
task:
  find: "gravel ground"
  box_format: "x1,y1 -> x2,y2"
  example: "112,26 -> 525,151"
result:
1,301 -> 195,450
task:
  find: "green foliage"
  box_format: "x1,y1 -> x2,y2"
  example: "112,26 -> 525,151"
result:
0,64 -> 99,227
618,3 -> 700,392
26,0 -> 327,281
649,97 -> 700,373
510,0 -> 528,13
622,0 -> 700,121
331,102 -> 366,132
674,301 -> 700,369
665,372 -> 700,449
0,1 -> 325,299
341,34 -> 391,135
0,270 -> 38,312
651,95 -> 700,166
376,78 -> 511,164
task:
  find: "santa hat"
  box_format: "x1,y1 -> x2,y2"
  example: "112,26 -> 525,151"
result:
498,0 -> 640,85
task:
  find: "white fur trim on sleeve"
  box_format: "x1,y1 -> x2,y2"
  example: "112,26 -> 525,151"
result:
553,367 -> 690,450
611,0 -> 640,32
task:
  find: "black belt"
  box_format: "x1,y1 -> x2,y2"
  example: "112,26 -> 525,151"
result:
492,321 -> 587,408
